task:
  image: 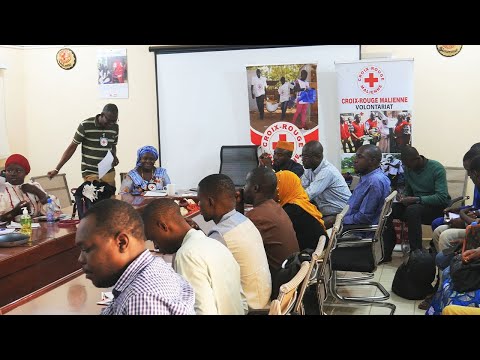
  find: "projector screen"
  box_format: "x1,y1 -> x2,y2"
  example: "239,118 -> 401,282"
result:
154,45 -> 359,189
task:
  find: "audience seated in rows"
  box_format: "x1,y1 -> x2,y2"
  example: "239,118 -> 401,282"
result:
198,174 -> 272,310
77,199 -> 195,315
243,167 -> 300,282
276,170 -> 328,251
301,141 -> 351,229
0,154 -> 60,222
142,199 -> 247,315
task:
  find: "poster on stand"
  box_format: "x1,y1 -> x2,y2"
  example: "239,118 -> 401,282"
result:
247,63 -> 319,163
336,59 -> 413,188
97,48 -> 128,99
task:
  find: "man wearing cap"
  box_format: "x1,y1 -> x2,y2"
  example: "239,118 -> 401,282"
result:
258,141 -> 304,178
47,104 -> 119,188
0,154 -> 60,222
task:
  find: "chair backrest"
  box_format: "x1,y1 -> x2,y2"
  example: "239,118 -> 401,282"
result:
219,145 -> 259,187
275,261 -> 310,315
445,166 -> 468,205
350,175 -> 360,191
293,235 -> 327,314
30,174 -> 72,209
373,190 -> 397,264
119,172 -> 128,184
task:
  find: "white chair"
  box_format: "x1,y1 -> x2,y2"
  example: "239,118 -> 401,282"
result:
30,174 -> 72,209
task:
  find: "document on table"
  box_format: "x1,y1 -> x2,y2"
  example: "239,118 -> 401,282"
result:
98,150 -> 114,180
143,191 -> 167,197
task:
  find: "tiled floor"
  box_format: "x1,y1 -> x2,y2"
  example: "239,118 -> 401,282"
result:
323,245 -> 430,315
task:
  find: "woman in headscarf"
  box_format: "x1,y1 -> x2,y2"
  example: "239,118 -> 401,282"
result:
275,170 -> 328,250
0,154 -> 60,222
120,145 -> 171,194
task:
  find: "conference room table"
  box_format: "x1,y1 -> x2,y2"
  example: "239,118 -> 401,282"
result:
0,190 -> 207,315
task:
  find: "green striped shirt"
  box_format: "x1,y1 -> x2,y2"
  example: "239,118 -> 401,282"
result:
73,116 -> 119,176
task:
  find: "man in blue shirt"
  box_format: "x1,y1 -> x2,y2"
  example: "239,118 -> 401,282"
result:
343,145 -> 391,228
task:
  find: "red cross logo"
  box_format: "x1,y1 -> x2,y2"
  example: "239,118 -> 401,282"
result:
364,73 -> 378,88
272,134 -> 294,150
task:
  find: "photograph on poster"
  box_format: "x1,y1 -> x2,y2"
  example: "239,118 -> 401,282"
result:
246,64 -> 318,133
339,110 -> 412,155
97,48 -> 129,99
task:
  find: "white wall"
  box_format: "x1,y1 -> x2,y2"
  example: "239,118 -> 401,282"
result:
8,45 -> 157,188
0,47 -> 25,167
362,45 -> 479,199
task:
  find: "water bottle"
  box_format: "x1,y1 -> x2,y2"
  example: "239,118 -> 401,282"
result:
46,198 -> 55,223
20,207 -> 32,245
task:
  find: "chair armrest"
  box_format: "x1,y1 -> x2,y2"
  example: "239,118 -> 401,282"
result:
341,225 -> 378,237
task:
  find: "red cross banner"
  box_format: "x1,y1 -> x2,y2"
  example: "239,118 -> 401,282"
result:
335,59 -> 414,175
247,64 -> 319,163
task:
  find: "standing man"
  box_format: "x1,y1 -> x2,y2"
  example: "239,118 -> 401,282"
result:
350,114 -> 365,151
258,141 -> 304,178
278,76 -> 293,121
383,146 -> 450,262
251,69 -> 267,120
292,69 -> 310,129
301,140 -> 351,229
47,104 -> 119,188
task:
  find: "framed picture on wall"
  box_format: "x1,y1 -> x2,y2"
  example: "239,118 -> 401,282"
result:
97,48 -> 129,99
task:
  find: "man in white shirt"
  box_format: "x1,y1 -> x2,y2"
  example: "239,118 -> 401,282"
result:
198,173 -> 272,310
251,69 -> 267,120
278,76 -> 293,120
143,198 -> 248,315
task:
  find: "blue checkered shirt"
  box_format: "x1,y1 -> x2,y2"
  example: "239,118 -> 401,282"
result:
101,250 -> 195,315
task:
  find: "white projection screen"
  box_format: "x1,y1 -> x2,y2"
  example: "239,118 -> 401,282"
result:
153,45 -> 360,189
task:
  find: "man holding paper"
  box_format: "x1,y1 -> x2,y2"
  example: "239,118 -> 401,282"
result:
47,104 -> 119,188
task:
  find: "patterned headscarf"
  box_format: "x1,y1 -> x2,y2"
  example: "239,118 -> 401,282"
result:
136,146 -> 159,167
275,170 -> 325,228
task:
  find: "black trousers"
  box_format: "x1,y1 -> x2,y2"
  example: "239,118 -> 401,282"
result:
255,95 -> 265,119
280,101 -> 288,119
383,202 -> 444,258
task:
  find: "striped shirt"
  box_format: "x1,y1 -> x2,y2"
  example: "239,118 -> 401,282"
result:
301,159 -> 351,216
101,250 -> 195,315
73,116 -> 119,177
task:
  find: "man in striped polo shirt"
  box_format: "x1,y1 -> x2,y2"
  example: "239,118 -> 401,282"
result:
48,104 -> 119,188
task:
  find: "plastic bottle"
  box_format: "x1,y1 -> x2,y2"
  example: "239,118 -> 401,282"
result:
46,198 -> 55,223
20,207 -> 32,245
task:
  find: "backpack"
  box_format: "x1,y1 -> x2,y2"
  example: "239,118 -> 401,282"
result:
271,249 -> 313,300
392,248 -> 436,300
73,180 -> 116,219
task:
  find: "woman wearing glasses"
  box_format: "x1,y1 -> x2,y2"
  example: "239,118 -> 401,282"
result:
0,154 -> 60,222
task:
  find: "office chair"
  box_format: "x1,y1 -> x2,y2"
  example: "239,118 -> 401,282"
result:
329,191 -> 397,315
219,145 -> 259,187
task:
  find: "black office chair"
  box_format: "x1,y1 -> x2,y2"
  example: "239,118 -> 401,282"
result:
219,145 -> 259,187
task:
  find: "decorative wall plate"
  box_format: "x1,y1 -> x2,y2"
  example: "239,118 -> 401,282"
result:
56,48 -> 77,70
436,45 -> 463,57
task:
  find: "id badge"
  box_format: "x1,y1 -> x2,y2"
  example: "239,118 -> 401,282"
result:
100,134 -> 108,147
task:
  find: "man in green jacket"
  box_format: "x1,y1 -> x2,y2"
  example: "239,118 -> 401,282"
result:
383,146 -> 450,261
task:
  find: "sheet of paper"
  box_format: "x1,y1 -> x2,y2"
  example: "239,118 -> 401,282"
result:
143,191 -> 167,197
0,228 -> 15,235
7,221 -> 40,229
98,150 -> 114,180
447,212 -> 460,220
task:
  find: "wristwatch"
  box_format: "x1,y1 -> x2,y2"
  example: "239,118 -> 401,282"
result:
415,197 -> 421,204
